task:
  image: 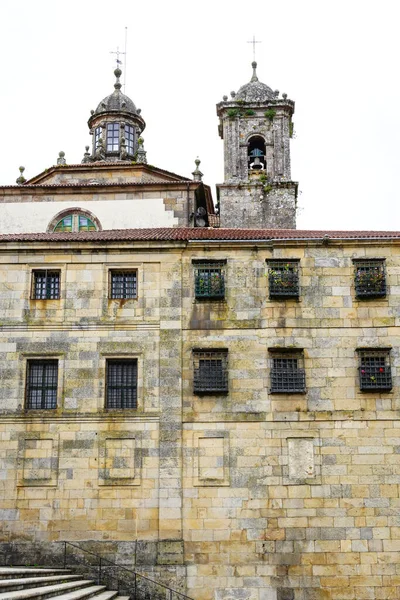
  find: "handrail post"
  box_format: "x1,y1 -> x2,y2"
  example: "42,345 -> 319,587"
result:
134,572 -> 137,600
98,557 -> 102,585
63,542 -> 67,569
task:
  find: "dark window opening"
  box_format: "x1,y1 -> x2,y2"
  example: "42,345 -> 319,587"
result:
110,271 -> 137,299
354,260 -> 386,298
358,350 -> 392,391
270,354 -> 306,393
106,123 -> 120,152
194,262 -> 225,299
26,360 -> 58,409
106,360 -> 138,409
268,261 -> 299,298
32,270 -> 60,300
248,136 -> 266,170
193,350 -> 228,394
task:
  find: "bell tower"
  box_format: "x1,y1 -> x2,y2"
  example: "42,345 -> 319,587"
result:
216,62 -> 298,229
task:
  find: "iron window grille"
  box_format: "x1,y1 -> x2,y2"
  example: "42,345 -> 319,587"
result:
32,270 -> 60,300
26,360 -> 58,409
106,359 -> 138,409
354,260 -> 386,298
106,123 -> 119,152
194,261 -> 226,300
268,260 -> 300,298
193,350 -> 228,394
358,350 -> 392,391
270,354 -> 306,393
110,271 -> 138,299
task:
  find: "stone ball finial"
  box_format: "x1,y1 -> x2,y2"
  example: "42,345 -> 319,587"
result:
230,91 -> 236,98
195,158 -> 201,168
59,151 -> 65,158
85,146 -> 89,152
274,90 -> 279,98
282,93 -> 287,100
223,95 -> 228,101
16,166 -> 26,185
114,68 -> 122,78
137,108 -> 141,114
19,166 -> 25,173
252,61 -> 257,69
90,109 -> 94,115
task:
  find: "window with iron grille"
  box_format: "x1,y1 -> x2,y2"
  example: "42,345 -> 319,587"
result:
193,350 -> 228,394
354,259 -> 386,298
106,359 -> 138,409
193,261 -> 226,300
32,270 -> 60,300
26,360 -> 58,409
106,123 -> 119,152
268,260 -> 300,298
270,353 -> 306,393
110,271 -> 137,299
358,349 -> 392,391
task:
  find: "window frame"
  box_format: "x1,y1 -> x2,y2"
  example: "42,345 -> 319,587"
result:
269,350 -> 306,394
357,348 -> 392,392
109,270 -> 138,300
31,269 -> 61,300
268,260 -> 300,299
193,349 -> 229,395
106,122 -> 120,152
25,359 -> 58,410
353,259 -> 386,299
125,124 -> 135,155
193,259 -> 226,301
105,359 -> 138,410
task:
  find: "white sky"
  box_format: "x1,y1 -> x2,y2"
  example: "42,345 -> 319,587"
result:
1,0 -> 399,231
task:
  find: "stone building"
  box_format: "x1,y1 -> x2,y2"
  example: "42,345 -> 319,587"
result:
0,64 -> 400,600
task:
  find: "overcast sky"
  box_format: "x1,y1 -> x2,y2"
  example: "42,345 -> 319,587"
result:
1,0 -> 399,230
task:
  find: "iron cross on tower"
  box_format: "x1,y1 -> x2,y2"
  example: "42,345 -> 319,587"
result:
247,35 -> 261,61
110,47 -> 126,68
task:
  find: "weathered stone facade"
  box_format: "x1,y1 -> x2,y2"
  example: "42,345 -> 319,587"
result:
1,235 -> 400,600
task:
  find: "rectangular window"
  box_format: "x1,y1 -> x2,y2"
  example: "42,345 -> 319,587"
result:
26,360 -> 58,409
110,271 -> 137,299
358,349 -> 392,391
268,260 -> 300,298
106,360 -> 138,409
354,259 -> 386,298
193,350 -> 228,394
270,352 -> 306,393
125,125 -> 135,155
193,260 -> 226,300
106,123 -> 119,152
95,126 -> 102,149
32,270 -> 60,300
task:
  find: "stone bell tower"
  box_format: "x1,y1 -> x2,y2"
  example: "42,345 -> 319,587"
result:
216,62 -> 298,229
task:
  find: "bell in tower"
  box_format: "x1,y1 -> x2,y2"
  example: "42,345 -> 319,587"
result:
216,62 -> 298,229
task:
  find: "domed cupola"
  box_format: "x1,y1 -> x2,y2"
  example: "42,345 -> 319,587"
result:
85,68 -> 146,163
235,61 -> 275,102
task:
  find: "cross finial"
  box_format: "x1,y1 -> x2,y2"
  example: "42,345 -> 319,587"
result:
110,46 -> 125,68
247,35 -> 261,61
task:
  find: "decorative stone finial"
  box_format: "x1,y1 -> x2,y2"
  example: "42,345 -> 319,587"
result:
282,93 -> 287,100
230,91 -> 236,99
81,146 -> 91,164
136,137 -> 147,164
137,108 -> 141,115
120,136 -> 128,161
274,90 -> 279,98
95,138 -> 106,161
114,68 -> 122,91
192,157 -> 203,182
57,151 -> 66,165
223,95 -> 228,101
16,166 -> 26,185
251,61 -> 259,83
90,109 -> 94,115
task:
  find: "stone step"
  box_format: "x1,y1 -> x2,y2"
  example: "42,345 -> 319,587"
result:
0,576 -> 82,592
0,572 -> 71,582
0,580 -> 101,600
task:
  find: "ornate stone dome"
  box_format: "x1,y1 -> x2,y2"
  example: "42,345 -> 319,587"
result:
236,62 -> 274,102
93,68 -> 137,116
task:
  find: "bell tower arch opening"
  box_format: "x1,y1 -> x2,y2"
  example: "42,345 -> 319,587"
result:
248,135 -> 266,171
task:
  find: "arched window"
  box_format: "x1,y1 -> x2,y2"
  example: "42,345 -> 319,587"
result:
248,136 -> 266,170
48,209 -> 102,233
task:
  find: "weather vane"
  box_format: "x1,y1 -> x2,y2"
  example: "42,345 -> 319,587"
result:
110,28 -> 128,92
247,35 -> 261,61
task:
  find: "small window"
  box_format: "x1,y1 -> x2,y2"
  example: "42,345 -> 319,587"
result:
194,261 -> 226,300
358,349 -> 392,391
26,360 -> 58,409
354,259 -> 386,298
268,260 -> 300,299
95,126 -> 102,149
106,359 -> 138,409
193,350 -> 228,394
106,123 -> 119,152
110,271 -> 137,299
270,352 -> 306,393
32,270 -> 60,300
125,125 -> 135,155
53,212 -> 98,233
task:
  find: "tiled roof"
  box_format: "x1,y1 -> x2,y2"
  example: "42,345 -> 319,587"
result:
0,180 -> 194,191
0,228 -> 399,243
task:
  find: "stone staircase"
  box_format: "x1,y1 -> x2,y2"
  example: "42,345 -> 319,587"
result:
0,568 -> 130,600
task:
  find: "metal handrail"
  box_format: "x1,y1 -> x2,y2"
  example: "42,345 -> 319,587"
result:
62,541 -> 193,600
